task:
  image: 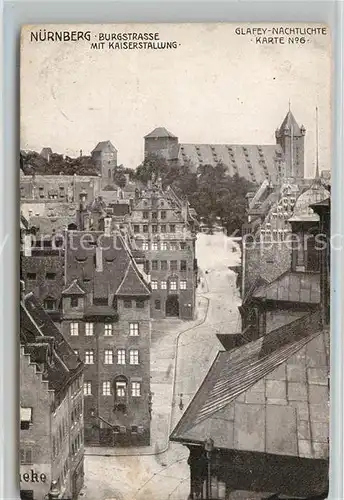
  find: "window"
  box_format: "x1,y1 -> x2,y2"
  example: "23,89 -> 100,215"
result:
170,260 -> 177,271
116,381 -> 127,397
70,322 -> 79,336
160,224 -> 166,233
93,297 -> 107,306
117,349 -> 126,365
180,280 -> 187,290
27,272 -> 36,280
74,349 -> 79,356
143,211 -> 149,219
124,299 -> 132,308
44,298 -> 56,311
152,211 -> 158,220
152,225 -> 158,233
131,382 -> 141,397
170,243 -> 177,251
170,280 -> 177,291
129,322 -> 139,336
151,280 -> 158,290
161,210 -> 166,219
102,381 -> 111,396
46,272 -> 56,280
169,224 -> 176,233
129,349 -> 139,365
180,260 -> 187,271
161,280 -> 167,289
71,297 -> 79,308
85,322 -> 94,336
85,350 -> 94,364
104,323 -> 112,336
180,242 -> 186,250
151,242 -> 158,250
142,241 -> 149,250
104,350 -> 113,364
155,300 -> 161,310
161,241 -> 167,250
136,299 -> 144,309
144,260 -> 150,273
161,260 -> 168,271
152,260 -> 158,270
131,425 -> 138,433
143,225 -> 148,233
133,225 -> 140,233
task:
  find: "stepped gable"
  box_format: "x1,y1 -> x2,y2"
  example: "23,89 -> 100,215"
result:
116,259 -> 151,296
171,312 -> 329,460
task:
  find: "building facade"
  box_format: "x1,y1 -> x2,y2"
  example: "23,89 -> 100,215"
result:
126,180 -> 198,320
20,292 -> 84,500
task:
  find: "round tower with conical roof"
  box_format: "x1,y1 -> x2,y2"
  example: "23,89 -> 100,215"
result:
275,110 -> 305,179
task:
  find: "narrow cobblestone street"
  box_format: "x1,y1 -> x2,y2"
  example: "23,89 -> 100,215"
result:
81,233 -> 241,500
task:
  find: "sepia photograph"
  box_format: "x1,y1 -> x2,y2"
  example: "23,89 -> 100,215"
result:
19,23 -> 331,500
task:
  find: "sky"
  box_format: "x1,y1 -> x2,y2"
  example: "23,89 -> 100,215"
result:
21,23 -> 331,176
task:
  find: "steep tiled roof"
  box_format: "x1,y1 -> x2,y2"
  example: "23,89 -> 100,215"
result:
116,260 -> 151,296
252,271 -> 320,304
92,140 -> 117,153
62,279 -> 86,296
171,312 -> 329,460
144,127 -> 177,139
178,144 -> 283,185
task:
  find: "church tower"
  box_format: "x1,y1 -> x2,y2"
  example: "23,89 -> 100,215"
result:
275,109 -> 306,179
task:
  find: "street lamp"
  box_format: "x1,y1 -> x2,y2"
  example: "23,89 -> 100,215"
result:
204,437 -> 214,499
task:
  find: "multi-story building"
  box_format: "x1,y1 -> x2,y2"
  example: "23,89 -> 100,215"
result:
126,179 -> 198,320
20,290 -> 84,500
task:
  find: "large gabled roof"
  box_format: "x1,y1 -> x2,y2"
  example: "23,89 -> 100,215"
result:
116,259 -> 151,296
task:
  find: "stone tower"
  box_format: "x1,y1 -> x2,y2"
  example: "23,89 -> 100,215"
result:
91,140 -> 118,187
275,110 -> 306,179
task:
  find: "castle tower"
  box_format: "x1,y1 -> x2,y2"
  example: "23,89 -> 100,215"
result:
275,110 -> 305,179
91,140 -> 118,187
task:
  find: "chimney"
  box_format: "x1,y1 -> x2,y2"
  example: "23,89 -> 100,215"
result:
95,244 -> 103,272
80,149 -> 83,157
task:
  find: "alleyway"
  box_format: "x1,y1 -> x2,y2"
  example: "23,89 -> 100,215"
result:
81,233 -> 241,500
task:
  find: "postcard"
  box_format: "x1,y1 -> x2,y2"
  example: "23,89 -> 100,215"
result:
20,23 -> 331,500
